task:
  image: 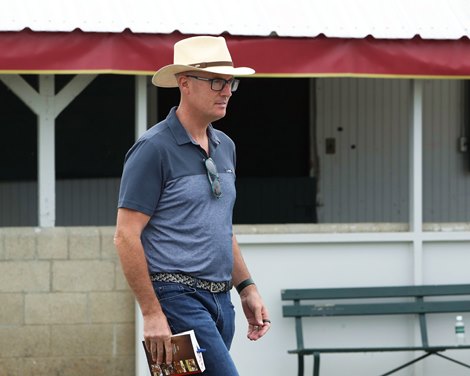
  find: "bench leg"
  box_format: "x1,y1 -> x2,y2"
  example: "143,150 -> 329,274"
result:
434,353 -> 470,369
297,354 -> 304,376
380,352 -> 433,376
313,352 -> 320,376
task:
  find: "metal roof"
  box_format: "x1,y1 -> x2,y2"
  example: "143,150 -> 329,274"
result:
1,0 -> 470,40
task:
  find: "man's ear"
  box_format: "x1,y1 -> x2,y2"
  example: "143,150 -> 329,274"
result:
176,74 -> 189,89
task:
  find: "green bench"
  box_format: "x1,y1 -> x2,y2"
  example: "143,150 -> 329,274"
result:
281,284 -> 470,376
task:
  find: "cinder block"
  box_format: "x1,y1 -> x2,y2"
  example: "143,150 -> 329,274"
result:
89,291 -> 134,323
3,227 -> 36,260
50,324 -> 113,356
0,261 -> 50,293
100,227 -> 118,260
17,358 -> 64,376
111,355 -> 135,376
0,293 -> 23,325
114,323 -> 135,356
68,227 -> 100,259
0,326 -> 50,357
0,358 -> 20,376
36,227 -> 68,260
25,293 -> 87,324
11,356 -> 134,376
20,357 -> 110,376
53,260 -> 115,292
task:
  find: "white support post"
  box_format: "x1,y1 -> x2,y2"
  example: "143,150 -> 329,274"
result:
135,75 -> 148,139
135,303 -> 146,376
37,75 -> 97,227
410,79 -> 424,285
308,78 -> 316,178
410,79 -> 423,235
0,74 -> 96,227
37,75 -> 56,227
308,78 -> 319,222
134,75 -> 148,376
410,79 -> 424,376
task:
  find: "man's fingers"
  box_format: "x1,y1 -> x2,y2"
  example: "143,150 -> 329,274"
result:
247,320 -> 271,341
164,337 -> 173,365
147,337 -> 173,365
252,307 -> 264,326
142,315 -> 173,365
151,341 -> 158,363
156,340 -> 164,364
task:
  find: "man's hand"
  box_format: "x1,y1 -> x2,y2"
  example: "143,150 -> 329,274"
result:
115,209 -> 174,364
143,311 -> 173,365
239,285 -> 271,341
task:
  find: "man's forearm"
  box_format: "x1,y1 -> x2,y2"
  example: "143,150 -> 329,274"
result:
231,235 -> 257,295
114,231 -> 163,316
231,235 -> 250,285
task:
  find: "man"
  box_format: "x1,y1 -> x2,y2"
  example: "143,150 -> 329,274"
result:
114,35 -> 270,375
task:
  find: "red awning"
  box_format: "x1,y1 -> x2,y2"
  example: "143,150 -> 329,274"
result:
1,29 -> 470,78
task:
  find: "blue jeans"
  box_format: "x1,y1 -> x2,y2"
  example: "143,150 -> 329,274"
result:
152,281 -> 239,376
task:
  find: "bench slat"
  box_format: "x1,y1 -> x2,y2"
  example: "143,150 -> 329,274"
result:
288,345 -> 470,355
281,284 -> 470,300
283,300 -> 470,317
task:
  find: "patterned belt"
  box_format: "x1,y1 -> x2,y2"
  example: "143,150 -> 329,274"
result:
150,272 -> 233,293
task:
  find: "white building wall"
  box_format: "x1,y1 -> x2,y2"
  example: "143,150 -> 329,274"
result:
317,78 -> 411,223
229,232 -> 470,376
317,78 -> 470,223
423,80 -> 470,222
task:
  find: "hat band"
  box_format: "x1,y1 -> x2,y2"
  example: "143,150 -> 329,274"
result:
188,61 -> 233,69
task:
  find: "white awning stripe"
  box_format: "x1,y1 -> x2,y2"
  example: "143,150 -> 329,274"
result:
1,0 -> 470,40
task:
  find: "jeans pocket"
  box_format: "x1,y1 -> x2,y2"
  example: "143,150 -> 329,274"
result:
153,282 -> 196,302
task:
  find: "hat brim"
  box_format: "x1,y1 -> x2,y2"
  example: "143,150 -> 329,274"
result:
152,64 -> 255,88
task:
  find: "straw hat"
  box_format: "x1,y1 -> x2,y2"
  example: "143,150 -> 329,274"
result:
152,36 -> 255,88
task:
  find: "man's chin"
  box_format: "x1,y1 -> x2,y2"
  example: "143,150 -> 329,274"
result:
212,110 -> 227,122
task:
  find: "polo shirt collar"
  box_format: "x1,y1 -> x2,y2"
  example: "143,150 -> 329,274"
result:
207,124 -> 221,146
167,106 -> 221,147
167,107 -> 191,145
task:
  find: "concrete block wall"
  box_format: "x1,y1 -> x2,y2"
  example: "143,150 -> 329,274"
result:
0,227 -> 135,376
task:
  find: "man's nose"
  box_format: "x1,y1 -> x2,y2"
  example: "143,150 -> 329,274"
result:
221,82 -> 233,96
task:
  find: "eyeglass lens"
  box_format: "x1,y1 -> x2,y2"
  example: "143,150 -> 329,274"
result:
205,158 -> 222,198
185,75 -> 239,92
212,78 -> 239,92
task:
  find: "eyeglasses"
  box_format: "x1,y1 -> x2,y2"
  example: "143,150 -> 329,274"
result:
185,75 -> 240,92
204,158 -> 222,198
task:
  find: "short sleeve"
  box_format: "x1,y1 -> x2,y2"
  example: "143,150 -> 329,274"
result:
118,139 -> 164,216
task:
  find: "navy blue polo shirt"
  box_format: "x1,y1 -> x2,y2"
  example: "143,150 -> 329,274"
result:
118,107 -> 236,282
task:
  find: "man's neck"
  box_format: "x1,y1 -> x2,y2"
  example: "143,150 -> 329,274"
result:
175,106 -> 210,153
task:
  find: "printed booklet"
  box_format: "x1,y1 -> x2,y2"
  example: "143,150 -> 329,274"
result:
142,329 -> 205,376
